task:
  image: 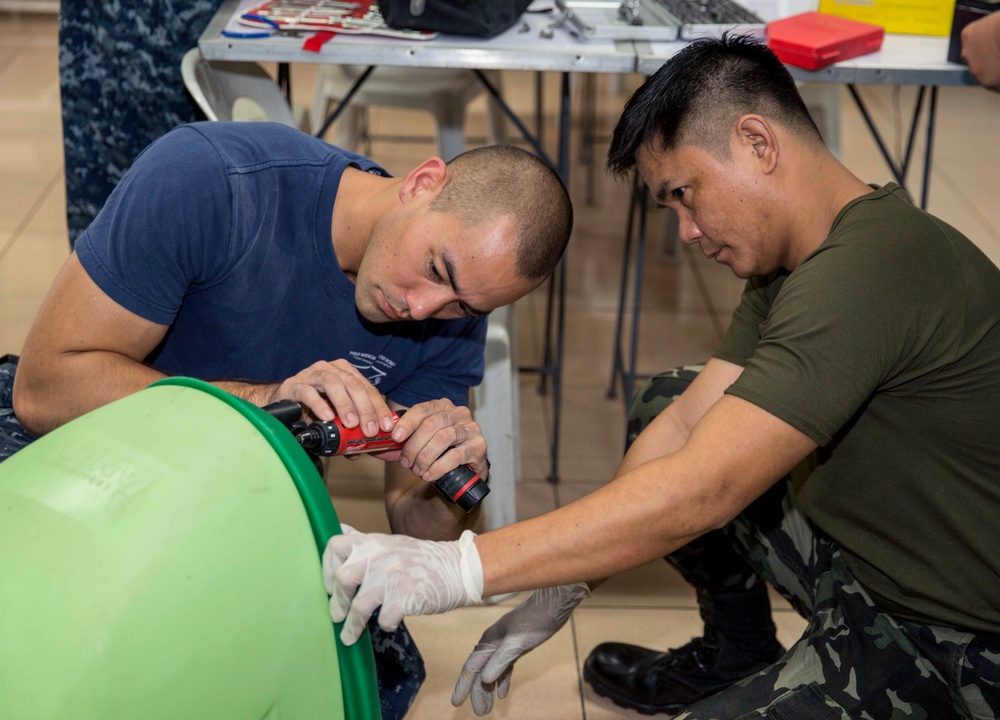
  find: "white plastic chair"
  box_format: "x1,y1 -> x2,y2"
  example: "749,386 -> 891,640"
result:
312,65 -> 506,160
472,304 -> 520,531
180,47 -> 309,130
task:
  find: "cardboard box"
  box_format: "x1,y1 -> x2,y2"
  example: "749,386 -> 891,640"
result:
817,0 -> 958,37
768,12 -> 885,70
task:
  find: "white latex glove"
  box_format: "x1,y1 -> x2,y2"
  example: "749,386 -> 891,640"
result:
323,525 -> 484,645
451,582 -> 591,716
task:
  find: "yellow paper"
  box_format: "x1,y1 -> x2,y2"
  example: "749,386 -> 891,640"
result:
817,0 -> 957,36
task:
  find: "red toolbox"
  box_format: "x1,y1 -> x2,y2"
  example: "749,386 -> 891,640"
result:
767,12 -> 885,70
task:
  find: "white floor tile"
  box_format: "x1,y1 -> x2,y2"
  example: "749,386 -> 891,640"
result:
406,606 -> 584,720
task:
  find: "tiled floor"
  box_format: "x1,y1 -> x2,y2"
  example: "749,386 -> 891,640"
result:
4,10 -> 1000,719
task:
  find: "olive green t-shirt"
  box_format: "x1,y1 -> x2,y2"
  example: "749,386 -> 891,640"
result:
715,184 -> 1000,633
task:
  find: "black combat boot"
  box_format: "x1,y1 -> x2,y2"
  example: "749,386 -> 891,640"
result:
583,584 -> 785,715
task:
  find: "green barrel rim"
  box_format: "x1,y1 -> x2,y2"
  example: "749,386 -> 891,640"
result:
150,377 -> 381,720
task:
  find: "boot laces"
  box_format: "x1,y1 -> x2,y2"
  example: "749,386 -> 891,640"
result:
658,635 -> 720,675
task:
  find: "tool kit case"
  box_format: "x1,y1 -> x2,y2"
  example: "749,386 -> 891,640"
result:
767,12 -> 885,70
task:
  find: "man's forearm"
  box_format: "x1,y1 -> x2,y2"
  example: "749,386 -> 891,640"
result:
475,452 -> 713,596
474,395 -> 815,597
13,350 -> 167,435
477,362 -> 742,591
212,379 -> 281,408
14,350 -> 280,436
617,358 -> 743,478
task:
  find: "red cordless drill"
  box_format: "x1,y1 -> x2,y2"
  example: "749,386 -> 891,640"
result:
264,400 -> 489,513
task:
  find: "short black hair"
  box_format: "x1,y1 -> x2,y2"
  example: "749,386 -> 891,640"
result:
431,145 -> 573,281
607,34 -> 822,177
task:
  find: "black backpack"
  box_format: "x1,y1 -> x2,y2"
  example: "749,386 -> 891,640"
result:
377,0 -> 534,38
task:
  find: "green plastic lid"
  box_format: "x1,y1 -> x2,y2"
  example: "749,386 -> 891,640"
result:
152,377 -> 381,720
0,378 -> 381,720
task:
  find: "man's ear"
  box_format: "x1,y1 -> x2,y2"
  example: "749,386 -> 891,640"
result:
736,115 -> 778,174
399,156 -> 448,203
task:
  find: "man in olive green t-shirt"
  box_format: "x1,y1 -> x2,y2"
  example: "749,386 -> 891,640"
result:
715,181 -> 1000,635
315,36 -> 1000,719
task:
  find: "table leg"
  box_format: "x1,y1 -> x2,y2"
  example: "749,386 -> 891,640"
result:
921,86 -> 938,210
475,69 -> 571,483
278,62 -> 292,105
847,83 -> 938,210
313,66 -> 376,139
607,171 -> 649,414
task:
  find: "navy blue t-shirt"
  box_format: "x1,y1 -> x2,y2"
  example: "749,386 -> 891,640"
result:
75,122 -> 486,408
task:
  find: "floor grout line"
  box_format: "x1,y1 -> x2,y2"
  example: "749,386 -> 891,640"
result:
932,164 -> 1000,245
0,168 -> 63,264
570,614 -> 588,720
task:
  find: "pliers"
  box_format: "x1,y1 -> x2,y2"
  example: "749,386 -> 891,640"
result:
221,13 -> 305,38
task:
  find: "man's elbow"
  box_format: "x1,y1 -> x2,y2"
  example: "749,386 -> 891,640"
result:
697,477 -> 768,534
703,506 -> 742,534
11,369 -> 60,437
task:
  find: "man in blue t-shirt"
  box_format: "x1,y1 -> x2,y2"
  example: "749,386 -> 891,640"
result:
3,121 -> 572,718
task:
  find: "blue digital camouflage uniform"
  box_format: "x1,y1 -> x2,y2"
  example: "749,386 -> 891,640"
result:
55,6 -> 427,706
0,356 -> 34,461
59,0 -> 218,246
628,369 -> 1000,720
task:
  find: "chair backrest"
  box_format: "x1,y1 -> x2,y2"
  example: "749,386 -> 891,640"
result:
471,304 -> 520,531
181,47 -> 299,127
312,65 -> 506,160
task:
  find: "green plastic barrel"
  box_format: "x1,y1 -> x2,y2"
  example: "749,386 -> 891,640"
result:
0,378 -> 380,720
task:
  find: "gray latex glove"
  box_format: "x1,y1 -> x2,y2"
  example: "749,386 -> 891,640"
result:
323,524 -> 484,645
451,582 -> 591,716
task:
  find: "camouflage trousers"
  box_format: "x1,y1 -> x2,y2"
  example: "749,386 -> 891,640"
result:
629,368 -> 1000,720
0,357 -> 423,718
0,356 -> 36,462
369,609 -> 426,720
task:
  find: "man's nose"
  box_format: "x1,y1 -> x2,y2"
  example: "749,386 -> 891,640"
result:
408,287 -> 454,321
676,209 -> 703,244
